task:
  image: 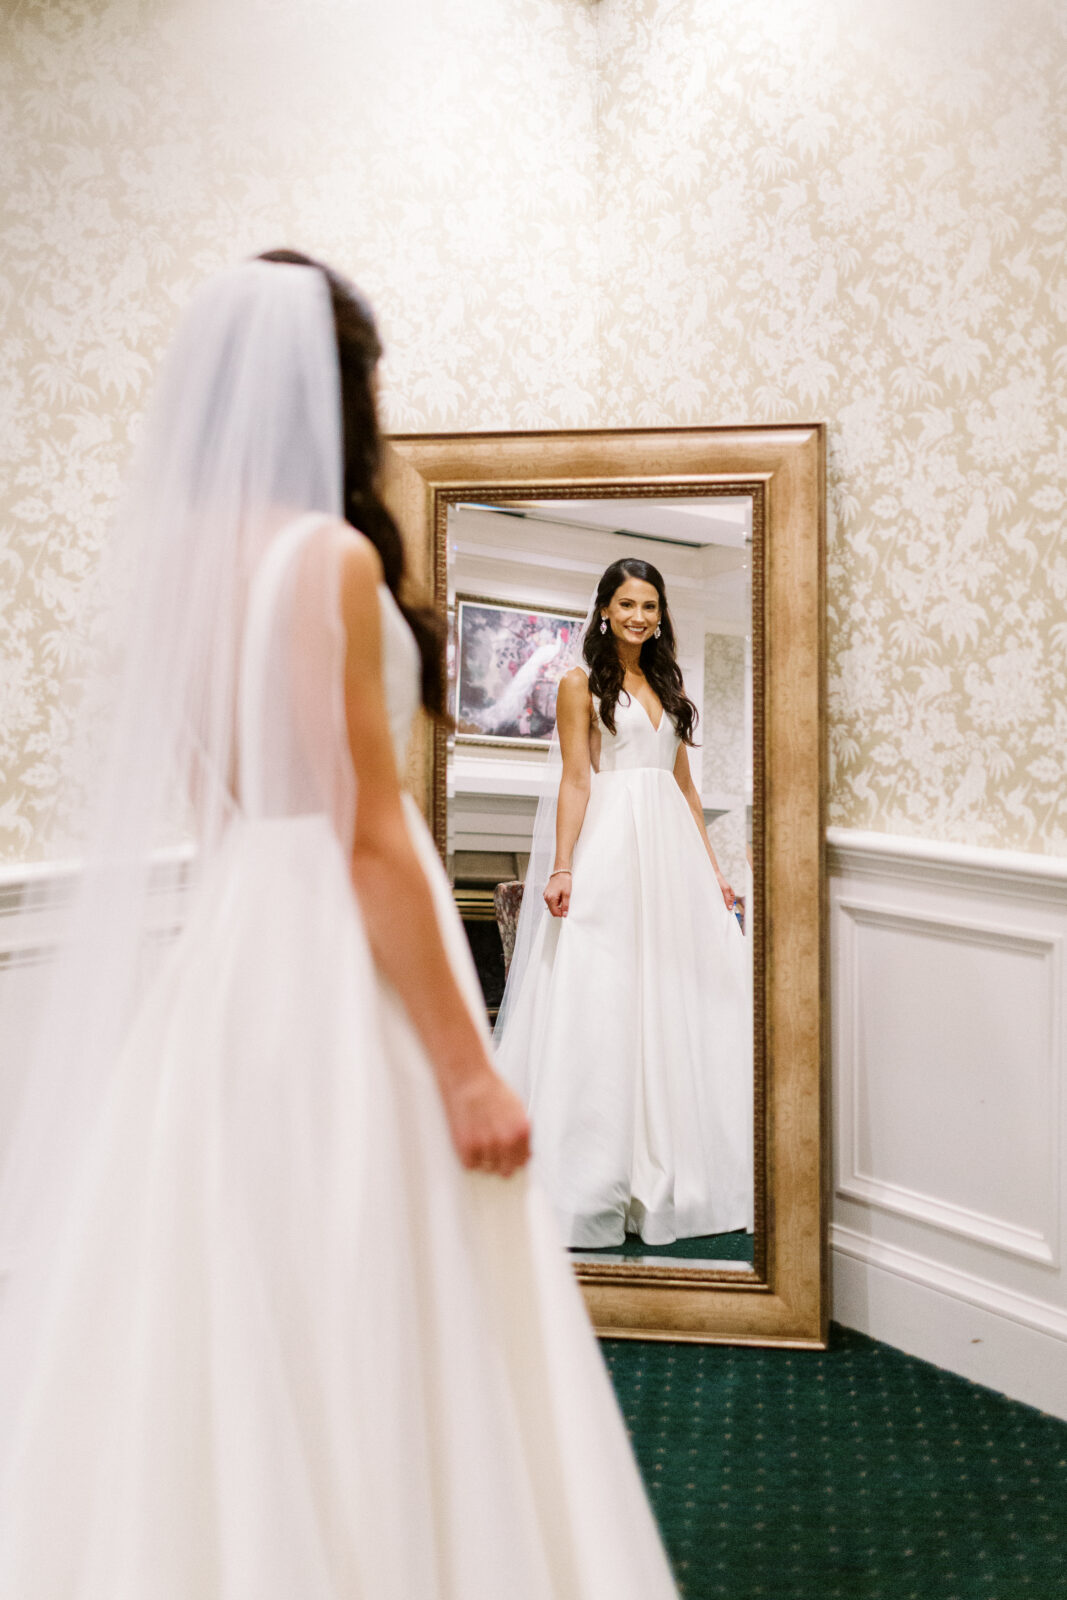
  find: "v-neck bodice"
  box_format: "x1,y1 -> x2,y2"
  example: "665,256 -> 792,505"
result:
588,679 -> 680,773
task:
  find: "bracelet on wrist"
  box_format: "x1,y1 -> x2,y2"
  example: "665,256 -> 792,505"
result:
547,869 -> 572,881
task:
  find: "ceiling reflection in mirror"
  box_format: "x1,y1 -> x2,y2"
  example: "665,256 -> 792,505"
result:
447,496 -> 754,1273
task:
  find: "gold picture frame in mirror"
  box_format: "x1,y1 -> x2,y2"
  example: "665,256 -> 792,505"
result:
383,427 -> 827,1348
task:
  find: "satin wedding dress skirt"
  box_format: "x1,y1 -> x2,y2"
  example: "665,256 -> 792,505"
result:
497,679 -> 753,1249
0,520 -> 678,1600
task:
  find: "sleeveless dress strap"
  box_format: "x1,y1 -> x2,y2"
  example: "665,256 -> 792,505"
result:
238,513 -> 336,815
571,661 -> 600,725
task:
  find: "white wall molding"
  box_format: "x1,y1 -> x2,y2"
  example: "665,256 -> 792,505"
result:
0,843 -> 194,897
832,1224 -> 1067,1421
0,849 -> 195,1151
837,1172 -> 1058,1267
832,1223 -> 1067,1345
835,895 -> 1062,1266
830,828 -> 1067,1421
828,827 -> 1067,902
0,851 -> 194,962
1,851 -> 193,961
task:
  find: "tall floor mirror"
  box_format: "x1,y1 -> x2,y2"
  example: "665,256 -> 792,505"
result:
384,427 -> 827,1347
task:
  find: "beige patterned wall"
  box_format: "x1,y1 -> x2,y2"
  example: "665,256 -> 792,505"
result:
597,0 -> 1067,853
2,0 -> 1065,860
0,0 -> 598,857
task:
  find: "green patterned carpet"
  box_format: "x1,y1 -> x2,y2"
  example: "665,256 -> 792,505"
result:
604,1324 -> 1067,1599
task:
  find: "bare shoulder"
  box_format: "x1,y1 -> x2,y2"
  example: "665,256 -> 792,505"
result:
336,520 -> 383,581
336,521 -> 384,605
558,665 -> 592,706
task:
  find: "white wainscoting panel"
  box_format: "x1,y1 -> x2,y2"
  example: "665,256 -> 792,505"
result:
0,851 -> 192,1186
829,829 -> 1067,1421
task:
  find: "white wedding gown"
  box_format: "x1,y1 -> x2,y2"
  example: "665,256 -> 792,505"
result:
497,672 -> 753,1249
0,518 -> 678,1600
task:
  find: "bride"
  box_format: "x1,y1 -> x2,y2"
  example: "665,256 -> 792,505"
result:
495,559 -> 753,1250
0,255 -> 678,1598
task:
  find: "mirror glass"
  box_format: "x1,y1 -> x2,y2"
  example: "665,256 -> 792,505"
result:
446,495 -> 754,1271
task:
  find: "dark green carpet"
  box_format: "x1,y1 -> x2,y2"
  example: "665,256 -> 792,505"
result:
604,1323 -> 1067,1600
576,1229 -> 753,1262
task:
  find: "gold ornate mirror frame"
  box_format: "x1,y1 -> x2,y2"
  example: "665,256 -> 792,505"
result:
383,426 -> 827,1348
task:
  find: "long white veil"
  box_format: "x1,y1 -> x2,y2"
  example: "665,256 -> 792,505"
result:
0,262 -> 344,1462
493,594 -> 598,1047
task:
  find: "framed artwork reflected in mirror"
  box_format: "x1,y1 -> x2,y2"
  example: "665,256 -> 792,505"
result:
452,594 -> 587,749
383,427 -> 827,1348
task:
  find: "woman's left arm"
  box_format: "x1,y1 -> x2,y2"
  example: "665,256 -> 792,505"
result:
672,745 -> 735,911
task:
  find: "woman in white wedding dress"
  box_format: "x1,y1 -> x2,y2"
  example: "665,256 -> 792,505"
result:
495,561 -> 753,1250
0,255 -> 679,1599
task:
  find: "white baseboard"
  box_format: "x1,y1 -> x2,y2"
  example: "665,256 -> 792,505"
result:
832,1224 -> 1067,1421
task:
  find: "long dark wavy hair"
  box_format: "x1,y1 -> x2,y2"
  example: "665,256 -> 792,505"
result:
583,558 -> 698,746
258,249 -> 446,718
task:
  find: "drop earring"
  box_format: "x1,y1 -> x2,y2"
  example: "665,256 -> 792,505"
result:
599,618 -> 607,634
654,624 -> 662,639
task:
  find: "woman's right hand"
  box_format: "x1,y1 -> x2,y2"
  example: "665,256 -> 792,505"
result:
441,1066 -> 531,1177
544,871 -> 571,918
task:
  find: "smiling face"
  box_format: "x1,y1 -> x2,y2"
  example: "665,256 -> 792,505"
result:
602,576 -> 661,648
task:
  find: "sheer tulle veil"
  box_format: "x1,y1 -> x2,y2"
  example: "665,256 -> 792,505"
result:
0,262 -> 344,1463
492,593 -> 598,1046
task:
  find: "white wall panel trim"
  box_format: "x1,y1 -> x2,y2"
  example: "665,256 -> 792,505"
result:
830,829 -> 1067,1412
0,847 -> 194,961
831,1230 -> 1067,1423
0,844 -> 194,895
837,1177 -> 1058,1267
831,1223 -> 1067,1346
828,828 -> 1067,900
835,896 -> 1062,1266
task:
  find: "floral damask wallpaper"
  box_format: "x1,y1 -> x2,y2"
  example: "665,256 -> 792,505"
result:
1,0 -> 1064,858
597,0 -> 1067,853
0,0 -> 598,855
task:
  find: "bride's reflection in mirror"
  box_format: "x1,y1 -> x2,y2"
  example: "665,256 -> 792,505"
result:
447,498 -> 754,1268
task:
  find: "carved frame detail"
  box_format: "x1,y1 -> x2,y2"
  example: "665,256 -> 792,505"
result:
383,426 -> 827,1348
